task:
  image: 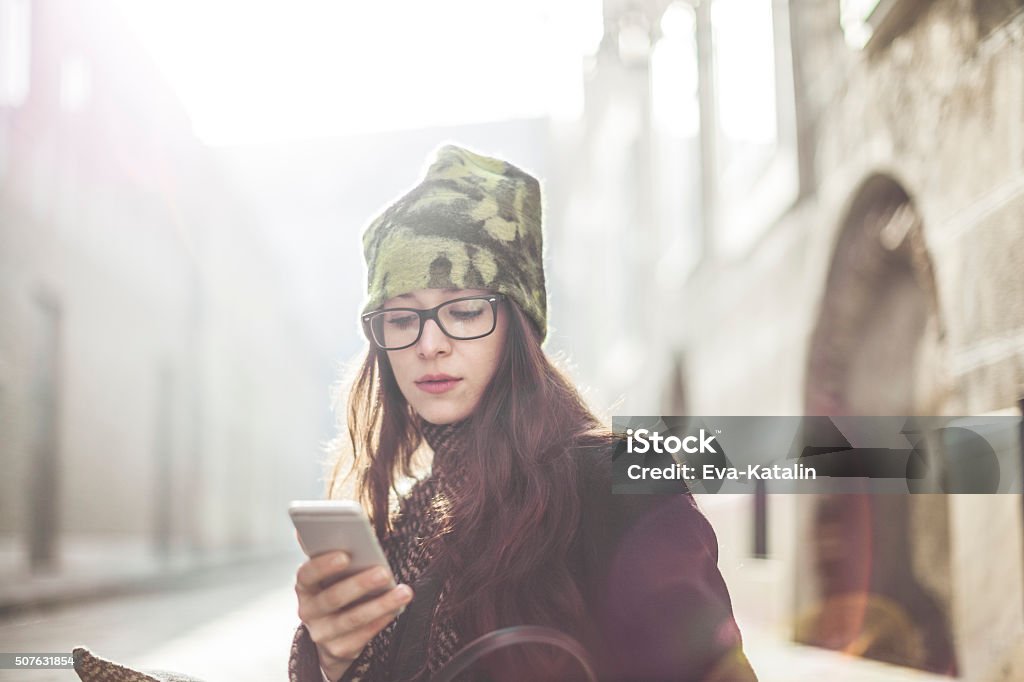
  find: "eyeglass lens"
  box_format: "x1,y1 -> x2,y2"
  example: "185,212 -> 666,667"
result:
370,297 -> 495,349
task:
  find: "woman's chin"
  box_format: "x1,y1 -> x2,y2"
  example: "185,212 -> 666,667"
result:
414,402 -> 471,426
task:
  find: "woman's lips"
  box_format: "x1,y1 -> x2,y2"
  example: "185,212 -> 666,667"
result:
415,378 -> 462,394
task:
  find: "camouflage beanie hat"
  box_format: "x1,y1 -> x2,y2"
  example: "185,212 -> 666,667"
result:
360,144 -> 547,340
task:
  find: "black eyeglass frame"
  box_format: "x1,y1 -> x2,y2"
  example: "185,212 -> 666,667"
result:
361,293 -> 507,351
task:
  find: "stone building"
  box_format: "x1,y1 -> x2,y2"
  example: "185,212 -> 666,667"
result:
546,0 -> 1024,679
0,0 -> 328,595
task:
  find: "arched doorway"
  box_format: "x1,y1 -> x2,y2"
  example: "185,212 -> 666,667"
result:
798,175 -> 957,675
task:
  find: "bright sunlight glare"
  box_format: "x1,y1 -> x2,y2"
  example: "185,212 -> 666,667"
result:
116,0 -> 603,146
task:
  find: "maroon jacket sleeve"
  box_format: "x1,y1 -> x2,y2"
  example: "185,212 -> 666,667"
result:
577,442 -> 758,682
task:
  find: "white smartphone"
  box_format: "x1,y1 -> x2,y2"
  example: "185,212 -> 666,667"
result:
289,500 -> 396,599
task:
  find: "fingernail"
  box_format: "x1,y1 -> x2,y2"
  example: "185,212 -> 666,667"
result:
333,552 -> 349,567
372,567 -> 390,584
395,584 -> 413,602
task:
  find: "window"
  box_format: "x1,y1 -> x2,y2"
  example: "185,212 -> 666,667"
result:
59,56 -> 90,113
0,0 -> 31,108
711,0 -> 777,185
651,2 -> 702,264
704,0 -> 799,255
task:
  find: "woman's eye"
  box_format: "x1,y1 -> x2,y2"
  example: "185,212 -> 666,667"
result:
450,308 -> 483,320
385,314 -> 418,329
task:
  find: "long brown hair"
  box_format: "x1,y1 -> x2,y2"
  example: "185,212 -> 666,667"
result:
327,297 -> 614,680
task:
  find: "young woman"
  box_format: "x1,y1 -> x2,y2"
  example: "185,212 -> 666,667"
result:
289,145 -> 758,682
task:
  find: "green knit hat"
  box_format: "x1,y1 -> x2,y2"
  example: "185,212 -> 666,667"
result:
360,144 -> 547,340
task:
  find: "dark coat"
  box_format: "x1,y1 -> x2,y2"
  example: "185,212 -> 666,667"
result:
289,440 -> 758,682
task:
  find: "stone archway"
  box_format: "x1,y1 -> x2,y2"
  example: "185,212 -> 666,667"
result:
806,174 -> 947,416
798,175 -> 957,675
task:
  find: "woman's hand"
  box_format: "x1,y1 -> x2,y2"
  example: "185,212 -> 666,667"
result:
295,550 -> 414,681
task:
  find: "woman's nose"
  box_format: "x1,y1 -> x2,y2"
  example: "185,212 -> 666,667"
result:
416,318 -> 451,356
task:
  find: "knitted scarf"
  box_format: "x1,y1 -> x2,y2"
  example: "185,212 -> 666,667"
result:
343,417 -> 469,682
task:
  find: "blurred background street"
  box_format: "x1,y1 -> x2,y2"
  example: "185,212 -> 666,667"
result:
0,553 -> 300,682
2,0 -> 1024,680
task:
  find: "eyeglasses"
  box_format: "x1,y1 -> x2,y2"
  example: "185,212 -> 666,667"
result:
361,294 -> 506,351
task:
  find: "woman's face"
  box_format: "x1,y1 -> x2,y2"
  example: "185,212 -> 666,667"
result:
381,288 -> 508,425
